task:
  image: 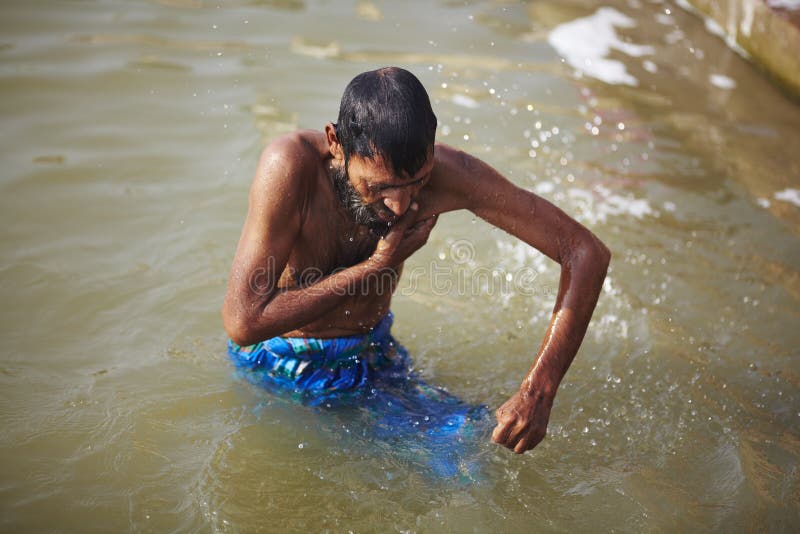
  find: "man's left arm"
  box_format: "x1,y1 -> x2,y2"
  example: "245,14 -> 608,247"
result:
434,145 -> 611,454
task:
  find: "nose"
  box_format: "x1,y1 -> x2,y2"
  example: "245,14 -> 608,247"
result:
383,189 -> 412,217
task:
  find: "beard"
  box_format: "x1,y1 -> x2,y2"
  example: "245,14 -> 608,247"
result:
331,163 -> 393,236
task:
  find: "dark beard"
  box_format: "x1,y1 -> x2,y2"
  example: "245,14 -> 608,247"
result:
330,163 -> 392,236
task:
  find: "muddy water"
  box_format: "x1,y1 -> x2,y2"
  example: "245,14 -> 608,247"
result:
1,0 -> 798,531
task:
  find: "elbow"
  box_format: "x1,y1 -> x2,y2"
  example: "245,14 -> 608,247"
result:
223,306 -> 283,346
228,328 -> 254,348
222,304 -> 260,347
589,236 -> 611,286
574,231 -> 611,281
223,314 -> 251,347
595,238 -> 611,274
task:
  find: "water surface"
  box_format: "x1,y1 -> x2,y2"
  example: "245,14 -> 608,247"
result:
1,0 -> 799,531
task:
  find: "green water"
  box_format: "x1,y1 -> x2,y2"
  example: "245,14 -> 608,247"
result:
1,0 -> 798,531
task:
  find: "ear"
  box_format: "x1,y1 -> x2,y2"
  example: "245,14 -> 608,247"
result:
324,123 -> 344,162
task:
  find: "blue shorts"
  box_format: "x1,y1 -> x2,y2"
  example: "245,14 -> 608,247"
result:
227,312 -> 491,479
227,312 -> 407,405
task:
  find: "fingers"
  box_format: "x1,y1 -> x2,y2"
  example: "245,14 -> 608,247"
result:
494,423 -> 525,452
395,201 -> 420,228
496,427 -> 540,454
492,419 -> 545,454
405,215 -> 437,236
513,437 -> 533,454
382,203 -> 419,241
491,420 -> 513,445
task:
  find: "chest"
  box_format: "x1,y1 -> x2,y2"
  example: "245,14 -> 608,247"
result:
286,207 -> 379,284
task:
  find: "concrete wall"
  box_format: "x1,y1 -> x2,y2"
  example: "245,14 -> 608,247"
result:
685,0 -> 800,99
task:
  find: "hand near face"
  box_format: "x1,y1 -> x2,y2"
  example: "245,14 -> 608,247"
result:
370,203 -> 437,268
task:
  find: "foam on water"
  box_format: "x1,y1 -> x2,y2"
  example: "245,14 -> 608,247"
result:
774,188 -> 800,207
561,184 -> 655,225
451,94 -> 479,109
767,0 -> 800,8
547,7 -> 654,86
709,74 -> 737,89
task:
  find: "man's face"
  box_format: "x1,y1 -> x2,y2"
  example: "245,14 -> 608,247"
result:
332,152 -> 433,235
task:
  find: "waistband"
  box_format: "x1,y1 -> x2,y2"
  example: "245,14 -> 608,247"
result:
229,311 -> 395,364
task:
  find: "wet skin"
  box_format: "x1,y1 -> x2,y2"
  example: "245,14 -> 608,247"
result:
223,125 -> 610,453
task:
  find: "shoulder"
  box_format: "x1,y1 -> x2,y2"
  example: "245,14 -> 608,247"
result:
423,143 -> 486,214
432,142 -> 468,171
431,142 -> 487,190
257,130 -> 326,179
251,130 -> 327,200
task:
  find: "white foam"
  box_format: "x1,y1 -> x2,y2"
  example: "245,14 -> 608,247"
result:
740,0 -> 755,38
567,185 -> 655,225
767,0 -> 800,8
774,188 -> 800,207
451,94 -> 479,109
704,17 -> 727,39
534,181 -> 555,195
547,7 -> 654,86
642,60 -> 658,73
710,74 -> 737,89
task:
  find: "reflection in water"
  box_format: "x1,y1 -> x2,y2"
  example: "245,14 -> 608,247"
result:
1,0 -> 799,531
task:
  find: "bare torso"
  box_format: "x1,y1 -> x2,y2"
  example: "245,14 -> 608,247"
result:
278,131 -> 416,337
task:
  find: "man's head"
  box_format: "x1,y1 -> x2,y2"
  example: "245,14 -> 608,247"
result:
326,67 -> 437,232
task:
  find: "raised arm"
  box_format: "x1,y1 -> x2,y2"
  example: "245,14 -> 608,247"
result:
434,145 -> 611,453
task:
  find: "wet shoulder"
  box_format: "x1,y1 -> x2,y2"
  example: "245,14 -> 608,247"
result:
424,143 -> 474,215
253,131 -> 327,211
260,130 -> 326,179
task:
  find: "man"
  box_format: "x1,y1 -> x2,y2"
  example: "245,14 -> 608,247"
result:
223,67 -> 610,454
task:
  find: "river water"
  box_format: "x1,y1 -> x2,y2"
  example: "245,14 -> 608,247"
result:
1,0 -> 798,531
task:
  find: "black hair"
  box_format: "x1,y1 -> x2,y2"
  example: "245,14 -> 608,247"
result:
335,67 -> 437,178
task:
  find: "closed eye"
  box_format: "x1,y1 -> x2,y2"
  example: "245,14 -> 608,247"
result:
369,176 -> 426,193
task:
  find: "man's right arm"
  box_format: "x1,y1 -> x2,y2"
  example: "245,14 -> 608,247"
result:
222,137 -> 435,346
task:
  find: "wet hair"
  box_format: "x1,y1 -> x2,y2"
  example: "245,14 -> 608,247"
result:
335,67 -> 437,178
